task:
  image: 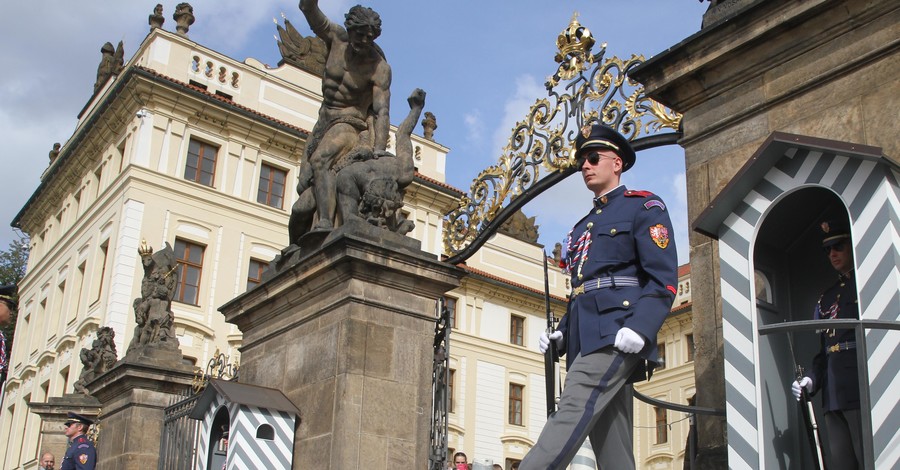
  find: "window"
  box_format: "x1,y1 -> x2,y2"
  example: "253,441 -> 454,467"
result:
256,424 -> 274,440
505,459 -> 521,470
656,342 -> 666,369
257,164 -> 287,209
509,383 -> 524,425
184,138 -> 218,186
247,258 -> 268,290
448,369 -> 456,413
654,407 -> 668,444
174,239 -> 205,305
686,334 -> 695,363
510,315 -> 525,346
443,296 -> 457,329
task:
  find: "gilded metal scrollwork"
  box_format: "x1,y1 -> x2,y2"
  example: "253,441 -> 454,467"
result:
191,349 -> 240,393
443,13 -> 682,262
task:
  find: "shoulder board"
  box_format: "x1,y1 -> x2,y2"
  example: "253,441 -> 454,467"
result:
624,190 -> 654,197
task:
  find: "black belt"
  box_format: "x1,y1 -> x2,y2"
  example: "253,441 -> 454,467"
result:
571,276 -> 639,297
826,341 -> 856,354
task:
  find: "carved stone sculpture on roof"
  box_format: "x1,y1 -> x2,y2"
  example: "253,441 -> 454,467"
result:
173,2 -> 195,37
149,4 -> 165,30
94,41 -> 124,93
422,111 -> 437,140
48,143 -> 60,163
498,210 -> 540,244
275,15 -> 327,77
127,240 -> 180,354
282,1 -> 427,262
73,327 -> 117,395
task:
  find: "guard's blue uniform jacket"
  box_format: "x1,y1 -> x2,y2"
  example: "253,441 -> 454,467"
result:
61,434 -> 96,470
558,185 -> 678,378
808,273 -> 860,412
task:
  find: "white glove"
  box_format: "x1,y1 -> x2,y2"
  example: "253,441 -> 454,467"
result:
791,377 -> 813,401
614,327 -> 645,354
539,330 -> 564,354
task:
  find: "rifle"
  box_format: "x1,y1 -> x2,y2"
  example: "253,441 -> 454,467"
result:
788,330 -> 825,469
543,252 -> 559,417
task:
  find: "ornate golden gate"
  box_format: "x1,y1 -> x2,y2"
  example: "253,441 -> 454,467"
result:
443,13 -> 682,265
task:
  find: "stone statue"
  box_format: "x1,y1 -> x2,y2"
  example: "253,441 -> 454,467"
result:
552,242 -> 562,264
422,111 -> 437,140
149,4 -> 165,30
498,210 -> 540,243
94,41 -> 124,93
173,3 -> 195,37
334,88 -> 426,234
48,143 -> 60,163
275,15 -> 327,76
73,327 -> 117,394
127,240 -> 179,354
288,0 -> 392,244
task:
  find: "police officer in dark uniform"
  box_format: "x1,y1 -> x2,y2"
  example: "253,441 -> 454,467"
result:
61,412 -> 96,470
0,284 -> 17,384
791,220 -> 863,469
521,124 -> 678,469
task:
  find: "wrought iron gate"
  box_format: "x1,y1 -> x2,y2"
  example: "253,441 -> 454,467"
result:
159,389 -> 202,470
158,351 -> 239,470
428,298 -> 452,470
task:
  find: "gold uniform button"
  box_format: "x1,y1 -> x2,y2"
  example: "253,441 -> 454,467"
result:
610,228 -> 617,235
578,274 -> 583,280
596,209 -> 602,215
587,222 -> 594,229
623,300 -> 630,307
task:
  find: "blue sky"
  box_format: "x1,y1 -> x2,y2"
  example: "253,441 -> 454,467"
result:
0,1 -> 711,263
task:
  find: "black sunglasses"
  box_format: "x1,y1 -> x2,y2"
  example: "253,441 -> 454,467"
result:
823,241 -> 848,253
583,151 -> 618,166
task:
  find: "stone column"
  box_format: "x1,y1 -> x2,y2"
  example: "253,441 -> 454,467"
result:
27,395 -> 101,464
221,222 -> 463,469
87,348 -> 194,469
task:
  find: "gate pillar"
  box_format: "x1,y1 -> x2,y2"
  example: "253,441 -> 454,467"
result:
221,219 -> 464,469
87,348 -> 194,469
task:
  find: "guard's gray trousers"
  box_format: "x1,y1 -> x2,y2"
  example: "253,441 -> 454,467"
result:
520,348 -> 640,470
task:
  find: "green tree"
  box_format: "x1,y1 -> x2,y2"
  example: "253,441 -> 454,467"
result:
1,236 -> 29,372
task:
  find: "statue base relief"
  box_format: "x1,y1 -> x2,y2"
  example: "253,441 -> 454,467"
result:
221,228 -> 464,469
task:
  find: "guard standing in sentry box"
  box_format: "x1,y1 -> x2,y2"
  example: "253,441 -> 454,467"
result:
521,124 -> 678,470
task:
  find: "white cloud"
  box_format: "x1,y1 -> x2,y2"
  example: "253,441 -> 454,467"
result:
463,110 -> 484,145
489,74 -> 546,162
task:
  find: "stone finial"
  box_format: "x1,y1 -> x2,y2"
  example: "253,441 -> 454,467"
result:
553,242 -> 562,263
422,111 -> 437,140
173,3 -> 195,37
149,4 -> 164,30
48,142 -> 61,163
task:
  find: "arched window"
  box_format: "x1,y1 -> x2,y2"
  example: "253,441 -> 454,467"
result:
256,424 -> 275,440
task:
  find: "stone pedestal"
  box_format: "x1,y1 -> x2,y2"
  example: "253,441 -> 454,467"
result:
28,394 -> 102,464
87,347 -> 194,469
221,223 -> 463,469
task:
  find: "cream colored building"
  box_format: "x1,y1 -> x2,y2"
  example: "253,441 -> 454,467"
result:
1,13 -> 692,470
633,264 -> 695,469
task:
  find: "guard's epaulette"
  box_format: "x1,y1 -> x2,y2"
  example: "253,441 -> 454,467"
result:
624,190 -> 653,197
